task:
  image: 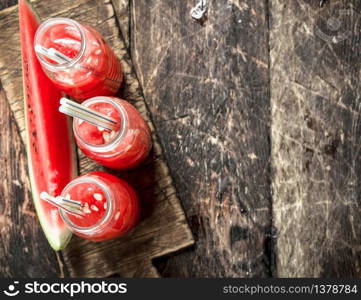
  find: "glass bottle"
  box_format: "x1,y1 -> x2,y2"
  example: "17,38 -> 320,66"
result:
34,18 -> 122,101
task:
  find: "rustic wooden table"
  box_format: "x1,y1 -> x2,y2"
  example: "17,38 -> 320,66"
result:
1,0 -> 361,278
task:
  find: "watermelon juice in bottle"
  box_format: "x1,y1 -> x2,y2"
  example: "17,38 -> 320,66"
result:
56,172 -> 140,241
34,18 -> 122,101
59,96 -> 152,169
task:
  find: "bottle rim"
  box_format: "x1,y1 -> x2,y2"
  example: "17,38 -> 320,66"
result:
34,17 -> 86,71
73,96 -> 128,153
59,175 -> 113,233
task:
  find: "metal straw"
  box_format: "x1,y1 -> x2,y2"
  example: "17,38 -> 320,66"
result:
35,45 -> 72,64
40,192 -> 85,217
59,97 -> 118,131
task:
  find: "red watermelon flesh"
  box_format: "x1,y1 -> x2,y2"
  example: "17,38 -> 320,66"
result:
19,0 -> 77,250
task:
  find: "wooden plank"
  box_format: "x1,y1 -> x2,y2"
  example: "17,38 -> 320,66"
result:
110,0 -> 130,49
0,85 -> 65,277
129,0 -> 273,277
270,0 -> 361,276
0,0 -> 193,277
0,0 -> 16,10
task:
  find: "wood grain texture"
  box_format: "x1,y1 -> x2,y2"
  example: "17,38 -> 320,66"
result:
0,0 -> 193,277
0,0 -> 16,10
130,0 -> 273,277
111,0 -> 130,49
2,0 -> 361,278
0,85 -> 65,277
270,0 -> 361,277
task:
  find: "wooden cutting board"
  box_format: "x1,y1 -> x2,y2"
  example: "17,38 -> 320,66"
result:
0,0 -> 193,277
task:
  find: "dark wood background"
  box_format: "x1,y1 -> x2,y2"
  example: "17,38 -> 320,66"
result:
1,0 -> 361,277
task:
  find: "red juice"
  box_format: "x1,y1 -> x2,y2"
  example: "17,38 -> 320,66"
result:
60,171 -> 140,241
34,18 -> 122,101
74,96 -> 152,169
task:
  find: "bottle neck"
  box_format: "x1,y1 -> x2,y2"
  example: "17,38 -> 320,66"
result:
60,176 -> 113,233
73,97 -> 128,153
34,17 -> 86,72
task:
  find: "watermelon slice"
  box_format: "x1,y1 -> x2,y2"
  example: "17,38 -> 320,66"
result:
19,0 -> 77,250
